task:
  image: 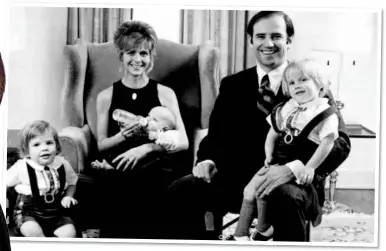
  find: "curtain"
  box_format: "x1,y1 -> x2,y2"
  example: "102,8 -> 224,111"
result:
67,8 -> 133,45
181,9 -> 257,81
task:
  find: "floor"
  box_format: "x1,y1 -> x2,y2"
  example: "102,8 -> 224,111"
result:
220,202 -> 374,243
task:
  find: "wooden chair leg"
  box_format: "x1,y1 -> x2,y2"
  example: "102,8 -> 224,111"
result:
213,212 -> 224,238
305,220 -> 311,241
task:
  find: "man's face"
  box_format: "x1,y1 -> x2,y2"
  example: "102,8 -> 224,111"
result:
249,14 -> 292,72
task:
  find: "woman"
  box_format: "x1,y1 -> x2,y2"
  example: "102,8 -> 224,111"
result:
93,20 -> 188,239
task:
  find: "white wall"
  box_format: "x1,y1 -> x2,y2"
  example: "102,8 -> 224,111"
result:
133,6 -> 181,43
7,7 -> 68,130
287,10 -> 379,132
7,8 -> 379,134
7,6 -> 182,132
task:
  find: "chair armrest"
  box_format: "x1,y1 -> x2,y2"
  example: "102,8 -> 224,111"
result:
198,41 -> 220,129
59,125 -> 94,174
193,128 -> 208,165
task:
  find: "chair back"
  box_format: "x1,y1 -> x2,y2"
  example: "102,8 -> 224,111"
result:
62,39 -> 220,172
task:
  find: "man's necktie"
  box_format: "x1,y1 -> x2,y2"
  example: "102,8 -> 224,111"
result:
257,74 -> 276,115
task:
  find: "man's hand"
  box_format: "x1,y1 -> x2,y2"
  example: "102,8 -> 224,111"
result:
256,165 -> 270,176
192,160 -> 218,183
255,164 -> 295,198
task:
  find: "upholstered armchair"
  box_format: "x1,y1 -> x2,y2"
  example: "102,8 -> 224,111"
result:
59,38 -> 220,186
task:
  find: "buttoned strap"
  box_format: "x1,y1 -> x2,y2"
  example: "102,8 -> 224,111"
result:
270,102 -> 286,134
26,163 -> 40,198
58,164 -> 66,194
299,106 -> 337,139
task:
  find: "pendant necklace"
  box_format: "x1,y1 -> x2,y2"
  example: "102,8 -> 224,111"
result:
132,93 -> 137,100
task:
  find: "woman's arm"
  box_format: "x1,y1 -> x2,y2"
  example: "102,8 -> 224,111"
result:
96,87 -> 130,152
157,84 -> 189,152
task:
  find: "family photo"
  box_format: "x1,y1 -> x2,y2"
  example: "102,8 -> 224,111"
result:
4,5 -> 380,246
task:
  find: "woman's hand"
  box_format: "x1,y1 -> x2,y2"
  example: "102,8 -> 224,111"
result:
61,196 -> 78,208
298,166 -> 315,185
112,144 -> 151,172
155,130 -> 179,152
120,121 -> 142,139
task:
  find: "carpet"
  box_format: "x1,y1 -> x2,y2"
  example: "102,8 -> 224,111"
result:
220,202 -> 375,243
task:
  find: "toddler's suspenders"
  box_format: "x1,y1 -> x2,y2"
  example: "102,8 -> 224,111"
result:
270,103 -> 337,140
26,163 -> 40,198
26,163 -> 66,202
299,106 -> 337,139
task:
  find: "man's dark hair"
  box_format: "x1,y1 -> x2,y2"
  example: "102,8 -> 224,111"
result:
246,11 -> 295,43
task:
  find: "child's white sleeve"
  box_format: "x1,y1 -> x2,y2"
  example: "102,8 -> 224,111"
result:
63,159 -> 79,186
317,113 -> 339,140
6,159 -> 23,187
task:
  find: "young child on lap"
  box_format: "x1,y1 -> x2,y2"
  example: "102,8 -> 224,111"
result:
229,59 -> 339,241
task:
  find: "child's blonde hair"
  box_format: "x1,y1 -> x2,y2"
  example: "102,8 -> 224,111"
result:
19,120 -> 61,158
281,59 -> 330,98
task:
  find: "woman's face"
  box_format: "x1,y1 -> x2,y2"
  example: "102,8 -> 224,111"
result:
122,42 -> 152,77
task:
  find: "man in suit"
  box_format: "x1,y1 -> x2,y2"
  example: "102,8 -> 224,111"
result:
167,11 -> 350,241
1,204 -> 12,251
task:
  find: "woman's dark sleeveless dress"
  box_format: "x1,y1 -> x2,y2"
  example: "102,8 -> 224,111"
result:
98,80 -> 175,239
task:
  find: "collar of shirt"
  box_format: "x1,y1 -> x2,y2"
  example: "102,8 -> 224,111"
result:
256,61 -> 288,95
287,97 -> 329,110
25,156 -> 64,171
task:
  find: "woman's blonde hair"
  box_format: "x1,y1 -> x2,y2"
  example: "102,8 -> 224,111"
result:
19,120 -> 61,158
113,20 -> 158,74
281,58 -> 330,98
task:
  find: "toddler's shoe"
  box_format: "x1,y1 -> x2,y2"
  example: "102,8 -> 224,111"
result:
250,230 -> 273,241
222,235 -> 249,241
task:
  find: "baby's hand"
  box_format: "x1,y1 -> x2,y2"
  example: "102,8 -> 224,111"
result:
156,130 -> 178,152
61,196 -> 78,208
299,166 -> 315,185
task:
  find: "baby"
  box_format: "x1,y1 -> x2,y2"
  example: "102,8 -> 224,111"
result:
92,106 -> 176,170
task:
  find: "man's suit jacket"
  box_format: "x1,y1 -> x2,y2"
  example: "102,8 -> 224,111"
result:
0,204 -> 11,251
196,66 -> 351,205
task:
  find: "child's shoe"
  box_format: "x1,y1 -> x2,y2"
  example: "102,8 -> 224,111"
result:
222,235 -> 249,241
250,230 -> 273,241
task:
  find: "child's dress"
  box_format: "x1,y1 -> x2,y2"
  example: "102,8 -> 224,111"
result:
7,156 -> 78,236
